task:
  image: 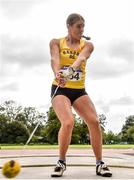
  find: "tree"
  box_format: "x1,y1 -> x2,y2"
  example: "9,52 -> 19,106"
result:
22,107 -> 45,134
43,107 -> 89,144
0,114 -> 10,143
15,113 -> 27,125
0,120 -> 30,144
72,116 -> 89,144
122,115 -> 134,133
126,126 -> 134,143
104,131 -> 121,144
98,114 -> 108,143
98,114 -> 107,131
121,115 -> 134,143
42,107 -> 60,144
0,100 -> 22,120
0,100 -> 46,144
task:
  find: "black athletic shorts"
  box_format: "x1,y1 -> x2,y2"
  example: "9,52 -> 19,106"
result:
51,85 -> 88,105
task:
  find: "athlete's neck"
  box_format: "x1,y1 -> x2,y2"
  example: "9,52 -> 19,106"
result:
66,35 -> 80,50
66,35 -> 80,44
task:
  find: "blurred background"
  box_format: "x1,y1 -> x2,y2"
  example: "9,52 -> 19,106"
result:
0,0 -> 134,134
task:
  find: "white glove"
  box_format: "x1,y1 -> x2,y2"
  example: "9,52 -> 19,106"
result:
61,66 -> 75,78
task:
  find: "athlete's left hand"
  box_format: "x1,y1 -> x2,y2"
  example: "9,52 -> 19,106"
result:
55,71 -> 67,87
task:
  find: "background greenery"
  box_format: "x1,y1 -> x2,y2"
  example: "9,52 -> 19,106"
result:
0,100 -> 134,145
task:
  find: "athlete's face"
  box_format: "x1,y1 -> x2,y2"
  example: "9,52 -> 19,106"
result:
68,20 -> 85,40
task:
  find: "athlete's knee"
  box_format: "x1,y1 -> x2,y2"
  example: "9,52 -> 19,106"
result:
87,115 -> 100,127
92,118 -> 100,129
61,119 -> 74,131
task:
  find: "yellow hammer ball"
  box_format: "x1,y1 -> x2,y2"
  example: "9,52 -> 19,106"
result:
2,160 -> 21,178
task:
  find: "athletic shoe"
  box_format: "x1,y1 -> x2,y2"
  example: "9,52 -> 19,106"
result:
51,160 -> 66,177
96,161 -> 112,177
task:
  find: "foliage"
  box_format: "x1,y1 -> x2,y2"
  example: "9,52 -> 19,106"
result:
120,115 -> 134,143
0,114 -> 10,143
42,107 -> 60,144
122,115 -> 134,132
41,107 -> 89,144
0,119 -> 30,143
0,100 -> 45,144
125,126 -> 134,143
72,116 -> 89,144
104,130 -> 121,144
98,114 -> 107,131
0,100 -> 22,120
0,100 -> 134,144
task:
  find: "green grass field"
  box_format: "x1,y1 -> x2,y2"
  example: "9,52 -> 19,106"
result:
0,144 -> 134,150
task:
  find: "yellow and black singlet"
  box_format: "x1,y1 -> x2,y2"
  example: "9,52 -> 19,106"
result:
53,37 -> 87,89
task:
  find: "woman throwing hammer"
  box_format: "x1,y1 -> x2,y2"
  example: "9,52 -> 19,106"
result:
50,13 -> 112,178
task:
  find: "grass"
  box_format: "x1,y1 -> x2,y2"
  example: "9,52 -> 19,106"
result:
0,144 -> 134,150
71,144 -> 134,149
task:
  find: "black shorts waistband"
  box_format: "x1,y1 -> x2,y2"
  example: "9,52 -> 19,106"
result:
51,85 -> 88,105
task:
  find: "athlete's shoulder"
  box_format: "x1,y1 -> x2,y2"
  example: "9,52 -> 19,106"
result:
84,41 -> 94,53
49,37 -> 65,47
49,38 -> 60,47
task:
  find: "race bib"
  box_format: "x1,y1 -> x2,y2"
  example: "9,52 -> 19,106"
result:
69,70 -> 82,81
61,67 -> 82,81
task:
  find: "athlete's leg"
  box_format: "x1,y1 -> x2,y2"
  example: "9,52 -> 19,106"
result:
52,95 -> 74,160
73,95 -> 102,161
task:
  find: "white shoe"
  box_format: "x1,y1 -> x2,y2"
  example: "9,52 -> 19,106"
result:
96,161 -> 112,177
51,160 -> 66,177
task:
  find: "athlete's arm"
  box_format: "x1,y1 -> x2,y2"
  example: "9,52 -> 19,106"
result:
58,42 -> 94,79
49,39 -> 60,76
49,39 -> 67,86
71,42 -> 94,70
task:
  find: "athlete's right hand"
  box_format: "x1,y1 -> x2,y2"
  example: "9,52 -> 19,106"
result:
55,71 -> 67,87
